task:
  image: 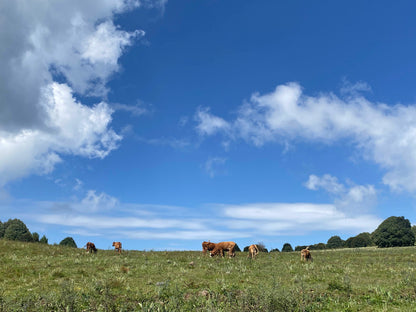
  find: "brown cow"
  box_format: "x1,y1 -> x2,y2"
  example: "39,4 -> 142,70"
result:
202,241 -> 216,255
86,242 -> 97,253
300,246 -> 312,262
248,244 -> 259,259
112,241 -> 122,254
210,241 -> 236,258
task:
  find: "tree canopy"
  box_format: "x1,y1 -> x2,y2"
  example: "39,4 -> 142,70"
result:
326,235 -> 345,249
282,243 -> 293,252
3,219 -> 33,242
345,232 -> 373,248
372,216 -> 415,248
59,237 -> 77,248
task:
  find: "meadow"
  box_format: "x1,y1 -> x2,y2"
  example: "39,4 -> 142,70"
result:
1,240 -> 416,311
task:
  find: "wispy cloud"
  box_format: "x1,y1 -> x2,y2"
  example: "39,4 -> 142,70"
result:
305,174 -> 377,214
204,157 -> 227,178
195,82 -> 416,193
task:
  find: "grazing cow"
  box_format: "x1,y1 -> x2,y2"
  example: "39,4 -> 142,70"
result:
112,241 -> 122,254
86,242 -> 97,253
202,241 -> 216,255
248,244 -> 259,259
300,246 -> 313,262
210,241 -> 236,258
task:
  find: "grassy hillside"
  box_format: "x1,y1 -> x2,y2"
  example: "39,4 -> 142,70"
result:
1,240 -> 416,311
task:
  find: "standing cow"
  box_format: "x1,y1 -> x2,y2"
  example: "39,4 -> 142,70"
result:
300,246 -> 313,262
210,241 -> 236,258
247,244 -> 259,259
112,241 -> 122,254
86,242 -> 97,253
202,241 -> 216,255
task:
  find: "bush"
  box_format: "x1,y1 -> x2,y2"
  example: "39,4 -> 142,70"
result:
372,216 -> 415,248
40,235 -> 48,244
32,232 -> 39,242
327,235 -> 345,249
59,237 -> 77,248
3,219 -> 33,242
281,243 -> 293,252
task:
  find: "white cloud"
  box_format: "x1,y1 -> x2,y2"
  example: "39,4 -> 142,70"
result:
220,202 -> 381,235
305,174 -> 345,194
204,157 -> 227,178
0,1 -> 159,185
195,82 -> 416,193
195,107 -> 230,136
78,190 -> 119,212
0,83 -> 121,186
305,174 -> 377,213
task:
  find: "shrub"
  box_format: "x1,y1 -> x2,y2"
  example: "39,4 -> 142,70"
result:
40,235 -> 48,244
372,216 -> 415,248
282,243 -> 293,252
32,232 -> 39,242
59,237 -> 77,248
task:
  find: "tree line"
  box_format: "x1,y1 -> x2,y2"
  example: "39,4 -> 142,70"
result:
279,216 -> 416,252
1,216 -> 415,252
0,219 -> 76,247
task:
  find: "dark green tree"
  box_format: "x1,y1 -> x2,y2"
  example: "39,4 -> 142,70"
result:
257,242 -> 268,252
295,245 -> 307,251
345,232 -> 373,248
310,243 -> 326,250
372,216 -> 415,248
59,237 -> 77,248
39,235 -> 48,244
269,248 -> 280,252
282,243 -> 293,252
326,235 -> 345,249
243,243 -> 268,252
32,232 -> 40,242
412,225 -> 416,242
4,219 -> 33,242
0,221 -> 4,238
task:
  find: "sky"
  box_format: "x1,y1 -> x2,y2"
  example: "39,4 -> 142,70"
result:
2,1 -> 416,251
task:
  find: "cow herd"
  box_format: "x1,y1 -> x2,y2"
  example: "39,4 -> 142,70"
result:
202,241 -> 313,261
84,240 -> 313,262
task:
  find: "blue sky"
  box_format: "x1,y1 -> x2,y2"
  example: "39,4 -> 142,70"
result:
2,1 -> 416,251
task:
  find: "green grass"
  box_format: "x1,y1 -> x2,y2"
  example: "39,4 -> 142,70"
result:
1,240 -> 416,311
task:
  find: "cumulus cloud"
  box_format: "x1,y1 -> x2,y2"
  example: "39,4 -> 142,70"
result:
195,82 -> 416,192
0,1 -> 155,185
305,174 -> 377,213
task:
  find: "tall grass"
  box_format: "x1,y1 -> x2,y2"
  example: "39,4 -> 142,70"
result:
1,240 -> 416,311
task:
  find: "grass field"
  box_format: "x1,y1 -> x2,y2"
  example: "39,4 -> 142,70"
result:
1,240 -> 416,311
